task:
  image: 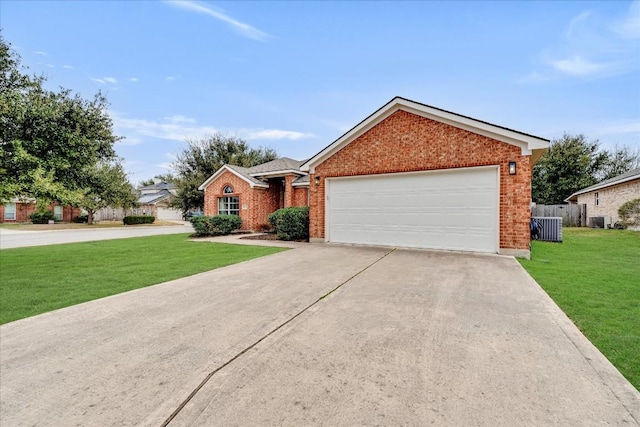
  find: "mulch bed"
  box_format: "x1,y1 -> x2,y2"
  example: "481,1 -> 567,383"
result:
240,233 -> 279,241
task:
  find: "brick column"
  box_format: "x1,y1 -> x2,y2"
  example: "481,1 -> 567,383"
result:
284,174 -> 295,207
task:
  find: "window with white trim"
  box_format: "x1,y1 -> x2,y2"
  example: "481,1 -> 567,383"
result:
218,196 -> 239,216
594,192 -> 599,206
4,203 -> 16,220
223,185 -> 234,194
53,205 -> 63,221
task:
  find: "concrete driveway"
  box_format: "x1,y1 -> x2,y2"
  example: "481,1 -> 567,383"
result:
1,245 -> 638,426
0,223 -> 194,249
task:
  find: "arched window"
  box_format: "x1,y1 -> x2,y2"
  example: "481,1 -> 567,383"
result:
223,185 -> 234,194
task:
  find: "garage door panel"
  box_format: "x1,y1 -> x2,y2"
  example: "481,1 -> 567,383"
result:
327,167 -> 498,253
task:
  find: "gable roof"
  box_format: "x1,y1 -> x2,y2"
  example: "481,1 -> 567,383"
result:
139,181 -> 175,191
565,168 -> 640,202
247,157 -> 306,175
300,96 -> 550,173
197,157 -> 311,191
138,189 -> 173,205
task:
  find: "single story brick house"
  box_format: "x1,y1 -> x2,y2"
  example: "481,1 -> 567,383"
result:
0,199 -> 81,223
200,97 -> 549,258
199,158 -> 310,230
565,167 -> 640,225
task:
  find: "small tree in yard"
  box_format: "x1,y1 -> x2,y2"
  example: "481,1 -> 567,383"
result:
618,199 -> 640,228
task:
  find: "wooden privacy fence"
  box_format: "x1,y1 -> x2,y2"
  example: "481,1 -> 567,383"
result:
531,204 -> 586,227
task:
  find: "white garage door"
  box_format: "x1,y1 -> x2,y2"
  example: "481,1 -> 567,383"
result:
157,207 -> 183,221
326,166 -> 499,253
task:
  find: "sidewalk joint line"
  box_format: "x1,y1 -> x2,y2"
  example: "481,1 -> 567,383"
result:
161,247 -> 395,426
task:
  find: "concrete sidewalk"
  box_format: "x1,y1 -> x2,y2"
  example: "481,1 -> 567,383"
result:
1,246 -> 638,426
0,223 -> 194,248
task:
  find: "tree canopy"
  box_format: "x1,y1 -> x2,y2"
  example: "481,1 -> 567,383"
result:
171,133 -> 277,213
0,35 -> 135,220
532,133 -> 639,204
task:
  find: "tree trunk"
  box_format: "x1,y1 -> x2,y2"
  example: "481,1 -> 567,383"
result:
87,209 -> 94,225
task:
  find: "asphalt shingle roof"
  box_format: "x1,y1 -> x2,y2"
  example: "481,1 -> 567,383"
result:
137,189 -> 172,204
245,157 -> 306,174
566,167 -> 640,201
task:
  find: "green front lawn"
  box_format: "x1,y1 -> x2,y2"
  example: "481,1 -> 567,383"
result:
519,228 -> 640,390
0,234 -> 286,324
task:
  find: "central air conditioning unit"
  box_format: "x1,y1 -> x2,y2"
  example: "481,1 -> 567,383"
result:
589,216 -> 612,229
531,217 -> 563,242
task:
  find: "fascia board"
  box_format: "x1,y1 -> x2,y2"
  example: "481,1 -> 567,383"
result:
198,166 -> 268,190
249,169 -> 305,178
566,175 -> 640,199
302,97 -> 549,173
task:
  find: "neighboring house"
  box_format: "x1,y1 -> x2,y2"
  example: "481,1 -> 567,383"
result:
198,158 -> 310,230
200,96 -> 549,258
565,168 -> 640,225
136,182 -> 183,220
0,199 -> 80,223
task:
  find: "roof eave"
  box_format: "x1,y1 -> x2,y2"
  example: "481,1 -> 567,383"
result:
301,96 -> 550,173
249,169 -> 306,178
198,165 -> 269,190
563,174 -> 640,201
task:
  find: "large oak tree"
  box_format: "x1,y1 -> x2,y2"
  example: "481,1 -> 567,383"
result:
1,35 -> 135,221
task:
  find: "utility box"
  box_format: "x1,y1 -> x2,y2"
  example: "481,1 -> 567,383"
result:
589,216 -> 612,229
531,217 -> 563,242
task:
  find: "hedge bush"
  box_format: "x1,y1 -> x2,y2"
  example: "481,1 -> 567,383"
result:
123,215 -> 155,225
190,215 -> 242,236
29,211 -> 55,224
618,198 -> 640,228
268,206 -> 309,241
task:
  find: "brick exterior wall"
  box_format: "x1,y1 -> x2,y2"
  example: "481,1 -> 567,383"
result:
309,110 -> 533,251
292,187 -> 309,207
202,170 -> 310,231
576,179 -> 640,223
0,202 -> 80,223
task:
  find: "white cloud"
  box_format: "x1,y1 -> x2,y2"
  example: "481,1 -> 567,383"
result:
551,55 -> 611,76
90,76 -> 118,84
614,0 -> 640,39
567,11 -> 591,38
165,76 -> 177,81
157,162 -> 173,171
128,77 -> 139,82
62,65 -> 75,69
111,112 -> 313,143
163,0 -> 271,41
165,115 -> 196,124
45,64 -> 55,68
33,51 -> 48,56
520,6 -> 639,82
241,129 -> 314,140
115,136 -> 144,146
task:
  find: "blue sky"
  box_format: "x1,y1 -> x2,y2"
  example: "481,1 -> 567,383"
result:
2,0 -> 639,182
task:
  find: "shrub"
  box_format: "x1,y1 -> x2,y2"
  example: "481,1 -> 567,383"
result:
210,215 -> 242,234
73,214 -> 88,223
618,198 -> 640,228
190,215 -> 242,236
29,210 -> 55,224
268,206 -> 309,241
190,216 -> 212,236
123,215 -> 155,225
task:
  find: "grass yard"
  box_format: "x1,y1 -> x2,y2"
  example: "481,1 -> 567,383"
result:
0,234 -> 286,324
519,228 -> 640,390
